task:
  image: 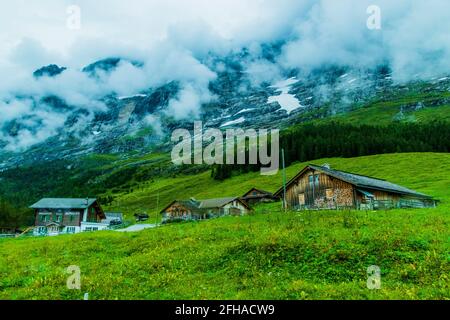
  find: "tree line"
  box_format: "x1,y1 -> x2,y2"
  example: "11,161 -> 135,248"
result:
211,121 -> 450,180
0,198 -> 33,230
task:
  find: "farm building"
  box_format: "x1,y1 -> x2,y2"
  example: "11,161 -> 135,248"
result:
0,227 -> 22,238
240,188 -> 275,205
160,197 -> 250,222
30,198 -> 108,236
274,164 -> 437,210
102,212 -> 124,225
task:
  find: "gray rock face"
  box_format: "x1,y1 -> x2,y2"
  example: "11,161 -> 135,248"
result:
33,64 -> 67,78
1,50 -> 449,169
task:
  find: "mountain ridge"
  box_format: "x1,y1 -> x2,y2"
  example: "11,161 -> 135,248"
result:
1,50 -> 450,170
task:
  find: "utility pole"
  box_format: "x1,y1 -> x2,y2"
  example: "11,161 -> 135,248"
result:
282,148 -> 287,213
155,191 -> 160,226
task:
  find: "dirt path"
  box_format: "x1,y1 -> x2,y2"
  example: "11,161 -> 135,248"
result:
115,224 -> 158,232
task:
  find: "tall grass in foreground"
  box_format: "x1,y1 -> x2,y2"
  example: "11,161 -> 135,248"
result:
0,203 -> 448,300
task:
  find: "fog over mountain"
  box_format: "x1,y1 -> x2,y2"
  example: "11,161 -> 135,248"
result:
1,0 -> 450,153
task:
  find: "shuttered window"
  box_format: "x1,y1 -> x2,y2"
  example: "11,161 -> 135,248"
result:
298,193 -> 305,205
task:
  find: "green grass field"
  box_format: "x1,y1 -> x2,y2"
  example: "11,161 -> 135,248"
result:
320,90 -> 450,125
0,153 -> 449,300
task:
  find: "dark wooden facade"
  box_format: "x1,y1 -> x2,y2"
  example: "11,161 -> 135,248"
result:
275,165 -> 436,210
161,201 -> 197,221
241,188 -> 275,206
280,167 -> 356,209
160,198 -> 250,222
34,208 -> 83,227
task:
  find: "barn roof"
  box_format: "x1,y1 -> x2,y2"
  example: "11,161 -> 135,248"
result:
274,165 -> 432,199
30,198 -> 97,209
242,188 -> 274,198
177,199 -> 203,211
160,197 -> 250,213
198,197 -> 238,209
159,199 -> 202,214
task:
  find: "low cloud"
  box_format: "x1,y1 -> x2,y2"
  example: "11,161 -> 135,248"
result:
166,83 -> 215,120
1,0 -> 450,151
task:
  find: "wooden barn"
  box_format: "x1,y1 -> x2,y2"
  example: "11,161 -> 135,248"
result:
274,164 -> 437,210
160,197 -> 250,222
30,198 -> 108,236
0,227 -> 22,238
240,188 -> 275,205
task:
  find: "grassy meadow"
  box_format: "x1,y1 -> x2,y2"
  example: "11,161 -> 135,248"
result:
0,152 -> 449,300
106,152 -> 450,221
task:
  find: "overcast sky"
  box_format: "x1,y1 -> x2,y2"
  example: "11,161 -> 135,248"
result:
1,0 -> 449,75
0,1 -> 448,76
0,0 -> 304,69
1,0 -> 450,151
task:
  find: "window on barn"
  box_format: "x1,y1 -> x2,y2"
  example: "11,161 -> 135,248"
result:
298,193 -> 305,205
326,188 -> 334,199
309,174 -> 320,187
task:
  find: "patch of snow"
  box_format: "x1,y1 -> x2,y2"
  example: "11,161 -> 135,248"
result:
118,94 -> 147,100
339,73 -> 348,78
92,131 -> 101,135
438,77 -> 449,82
348,78 -> 357,84
267,77 -> 303,114
210,114 -> 231,122
234,108 -> 254,116
220,117 -> 246,127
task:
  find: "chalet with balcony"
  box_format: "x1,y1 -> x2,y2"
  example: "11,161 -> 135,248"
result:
274,164 -> 437,210
30,198 -> 108,236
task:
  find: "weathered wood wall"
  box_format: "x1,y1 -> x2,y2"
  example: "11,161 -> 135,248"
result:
162,203 -> 193,219
284,168 -> 356,209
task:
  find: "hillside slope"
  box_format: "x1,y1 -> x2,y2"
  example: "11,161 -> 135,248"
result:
106,152 -> 450,219
0,153 -> 449,300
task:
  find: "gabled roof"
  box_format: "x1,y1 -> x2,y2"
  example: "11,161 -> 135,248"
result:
198,197 -> 238,209
242,188 -> 273,198
274,165 -> 432,199
159,199 -> 202,214
30,198 -> 97,209
160,197 -> 251,214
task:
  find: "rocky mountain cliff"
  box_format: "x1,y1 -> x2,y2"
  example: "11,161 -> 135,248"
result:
1,47 -> 449,170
